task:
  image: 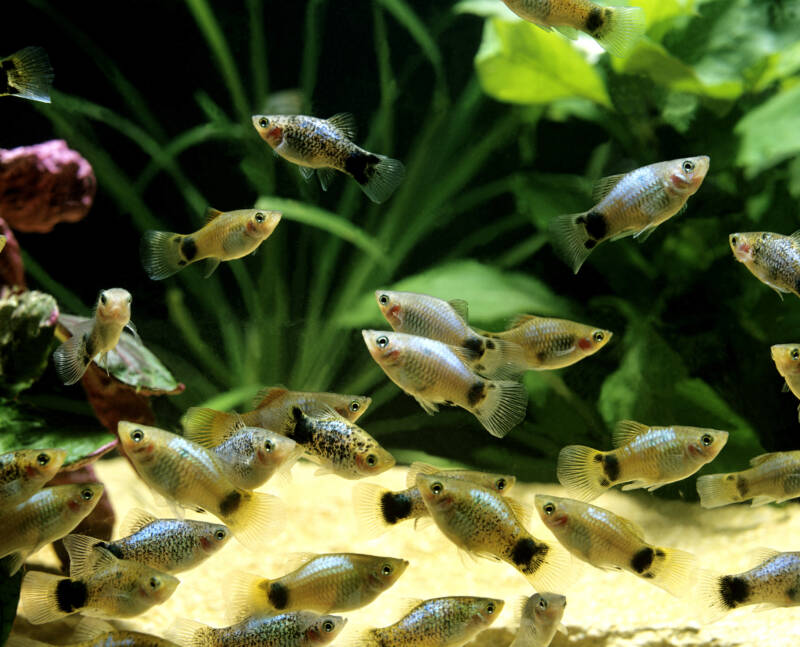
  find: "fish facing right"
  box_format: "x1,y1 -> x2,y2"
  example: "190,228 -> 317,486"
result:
730,232 -> 800,299
1,46 -> 54,103
550,156 -> 710,273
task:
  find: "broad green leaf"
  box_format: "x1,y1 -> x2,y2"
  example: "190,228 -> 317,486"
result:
378,0 -> 444,81
475,18 -> 612,107
338,259 -> 573,328
735,84 -> 800,178
632,0 -> 697,41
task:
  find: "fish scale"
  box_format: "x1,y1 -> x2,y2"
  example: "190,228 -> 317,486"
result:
730,232 -> 800,298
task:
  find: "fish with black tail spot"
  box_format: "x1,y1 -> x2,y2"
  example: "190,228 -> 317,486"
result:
252,113 -> 405,203
730,232 -> 800,299
1,46 -> 53,103
549,156 -> 710,273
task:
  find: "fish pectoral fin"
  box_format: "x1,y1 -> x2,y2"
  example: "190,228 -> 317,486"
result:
633,225 -> 657,242
646,483 -> 666,492
317,167 -> 336,191
413,395 -> 439,415
298,166 -> 315,182
750,495 -> 776,507
203,257 -> 221,278
124,320 -> 141,341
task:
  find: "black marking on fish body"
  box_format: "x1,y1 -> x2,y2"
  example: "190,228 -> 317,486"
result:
719,575 -> 750,609
288,407 -> 313,445
96,541 -> 124,559
464,337 -> 484,356
631,547 -> 654,574
268,581 -> 289,610
181,236 -> 198,262
584,211 -> 607,240
219,490 -> 242,516
486,339 -> 496,350
585,7 -> 604,33
381,491 -> 412,525
511,537 -> 547,572
599,478 -> 610,487
736,476 -> 749,497
55,579 -> 88,613
584,239 -> 597,249
1,59 -> 18,95
345,153 -> 379,185
467,381 -> 486,407
603,454 -> 620,482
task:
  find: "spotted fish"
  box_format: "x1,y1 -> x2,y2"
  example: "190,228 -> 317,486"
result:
730,232 -> 800,299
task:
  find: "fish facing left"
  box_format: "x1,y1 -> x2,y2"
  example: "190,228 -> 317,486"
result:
252,113 -> 405,203
140,208 -> 281,280
730,232 -> 800,299
1,46 -> 54,103
510,592 -> 567,647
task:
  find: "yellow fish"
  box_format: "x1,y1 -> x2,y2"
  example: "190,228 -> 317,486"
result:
0,46 -> 53,103
117,421 -> 285,549
770,344 -> 800,421
510,593 -> 567,647
557,420 -> 728,501
696,450 -> 800,508
252,113 -> 405,203
228,553 -> 409,616
550,156 -> 710,273
485,315 -> 612,370
53,288 -> 135,385
730,232 -> 800,299
21,545 -> 178,623
0,448 -> 66,507
362,330 -> 527,438
535,494 -> 695,596
0,234 -> 6,253
140,208 -> 281,280
500,0 -> 645,58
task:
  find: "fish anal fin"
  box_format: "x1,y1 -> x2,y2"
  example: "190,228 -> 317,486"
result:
447,299 -> 469,322
298,166 -> 315,182
317,167 -> 336,191
413,395 -> 439,415
204,207 -> 224,224
252,386 -> 289,410
326,112 -> 357,140
612,420 -> 651,447
592,173 -> 626,202
554,25 -> 579,39
203,258 -> 221,278
783,381 -> 790,393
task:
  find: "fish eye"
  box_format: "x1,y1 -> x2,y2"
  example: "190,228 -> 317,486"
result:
701,434 -> 713,446
215,529 -> 226,541
323,621 -> 334,633
731,235 -> 738,245
431,482 -> 443,495
81,488 -> 94,501
495,478 -> 506,490
486,602 -> 495,614
378,294 -> 389,306
259,117 -> 269,128
37,453 -> 50,466
376,336 -> 389,349
264,440 -> 274,453
127,294 -> 132,304
792,348 -> 800,361
682,160 -> 695,173
543,502 -> 556,515
365,454 -> 377,467
350,401 -> 360,412
592,331 -> 604,343
538,598 -> 548,610
100,293 -> 108,306
382,564 -> 392,576
149,577 -> 159,589
761,233 -> 769,241
255,212 -> 265,224
131,429 -> 144,443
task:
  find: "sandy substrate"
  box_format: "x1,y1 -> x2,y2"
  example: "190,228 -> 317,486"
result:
12,457 -> 800,647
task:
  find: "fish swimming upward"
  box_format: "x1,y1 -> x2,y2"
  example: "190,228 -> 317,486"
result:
252,113 -> 405,203
510,593 -> 567,647
730,232 -> 800,299
141,208 -> 281,280
1,46 -> 53,103
501,0 -> 645,58
550,156 -> 710,273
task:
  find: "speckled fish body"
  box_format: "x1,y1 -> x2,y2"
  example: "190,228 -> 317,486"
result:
362,597 -> 503,647
0,483 -> 103,575
535,495 -> 695,596
0,448 -> 66,508
550,157 -> 710,273
696,450 -> 800,509
6,631 -> 179,647
487,315 -> 611,370
702,551 -> 800,614
210,427 -> 302,490
416,474 -> 568,590
510,592 -> 566,647
0,46 -> 53,102
234,553 -> 409,615
558,421 -> 728,501
730,232 -> 800,298
362,330 -> 527,438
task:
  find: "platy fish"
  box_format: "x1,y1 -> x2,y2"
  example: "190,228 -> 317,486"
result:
550,156 -> 710,273
21,545 -> 178,624
140,208 -> 281,280
0,448 -> 66,507
485,315 -> 612,370
64,508 -> 230,575
700,550 -> 800,617
182,387 -> 371,445
730,232 -> 800,298
353,461 -> 516,537
696,450 -> 800,509
53,288 -> 136,385
416,474 -> 569,590
557,420 -> 729,501
510,593 -> 566,647
0,483 -> 103,575
0,46 -> 53,103
356,596 -> 503,647
375,290 -> 525,378
228,553 -> 409,616
252,113 -> 405,203
362,330 -> 528,438
500,1 -> 645,58
770,344 -> 800,421
168,611 -> 346,647
535,494 -> 695,596
117,422 -> 285,549
7,629 -> 177,647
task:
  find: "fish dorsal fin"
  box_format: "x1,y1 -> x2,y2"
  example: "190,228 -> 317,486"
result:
612,420 -> 651,447
252,386 -> 290,410
405,461 -> 441,488
63,534 -> 103,579
204,207 -> 224,224
391,598 -> 425,618
749,452 -> 779,467
507,314 -> 538,330
327,112 -> 357,140
121,507 -> 158,535
87,545 -> 118,575
750,547 -> 782,566
592,173 -> 626,203
789,230 -> 800,243
448,299 -> 469,322
506,496 -> 532,527
617,516 -> 646,540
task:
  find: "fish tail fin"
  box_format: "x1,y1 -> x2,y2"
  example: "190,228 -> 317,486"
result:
556,445 -> 611,501
473,336 -> 527,379
350,628 -> 382,647
351,153 -> 406,203
516,538 -> 573,593
181,407 -> 238,446
3,46 -> 54,103
52,331 -> 90,386
21,571 -> 79,624
646,547 -> 697,597
696,473 -> 741,509
595,7 -> 646,58
549,212 -> 594,274
695,569 -> 741,622
140,230 -> 185,280
224,569 -> 271,622
352,482 -> 403,538
471,380 -> 528,438
223,490 -> 286,550
167,618 -> 212,647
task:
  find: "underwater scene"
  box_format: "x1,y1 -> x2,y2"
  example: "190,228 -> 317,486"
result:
2,1 -> 800,646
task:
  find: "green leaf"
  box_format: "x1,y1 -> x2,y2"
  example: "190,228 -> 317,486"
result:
632,0 -> 698,41
378,0 -> 444,82
475,18 -> 612,107
735,84 -> 800,178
